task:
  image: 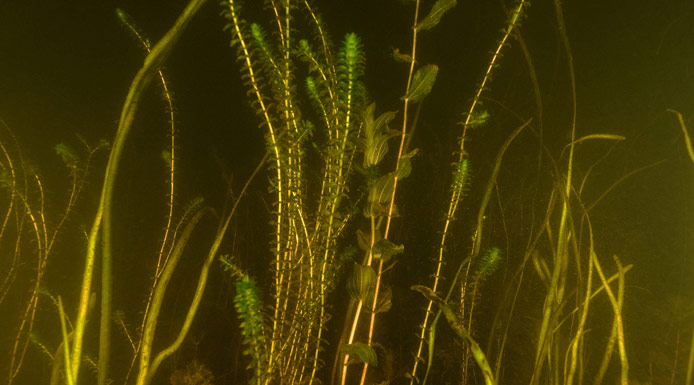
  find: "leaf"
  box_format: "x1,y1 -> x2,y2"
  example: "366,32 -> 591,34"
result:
372,239 -> 404,262
363,201 -> 386,218
392,47 -> 412,63
416,0 -> 457,32
402,65 -> 438,103
365,285 -> 392,313
356,229 -> 371,251
369,174 -> 395,205
347,263 -> 376,301
411,284 -> 440,302
395,149 -> 419,179
365,134 -> 391,167
468,109 -> 490,128
363,108 -> 397,168
475,247 -> 502,281
561,133 -> 627,154
362,103 -> 377,140
372,110 -> 397,135
342,342 -> 378,366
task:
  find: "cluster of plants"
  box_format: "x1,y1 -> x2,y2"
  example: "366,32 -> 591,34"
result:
2,0 -> 694,384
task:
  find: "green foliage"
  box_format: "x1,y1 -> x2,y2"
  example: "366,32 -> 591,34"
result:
347,262 -> 376,301
161,150 -> 172,166
474,247 -> 502,282
115,8 -> 151,51
403,64 -> 438,102
337,33 -> 366,114
304,76 -> 324,115
368,174 -> 395,206
356,228 -> 373,251
54,143 -> 79,170
364,284 -> 392,314
416,0 -> 457,32
506,0 -> 527,28
233,274 -> 268,384
371,239 -> 404,262
411,285 -> 496,385
360,103 -> 397,169
395,149 -> 418,179
468,109 -> 489,128
342,342 -> 378,366
338,34 -> 365,89
220,5 -> 370,382
248,23 -> 279,76
391,47 -> 412,63
451,158 -> 470,193
219,255 -> 244,280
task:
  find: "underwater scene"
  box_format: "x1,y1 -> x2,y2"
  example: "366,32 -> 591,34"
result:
1,0 -> 693,384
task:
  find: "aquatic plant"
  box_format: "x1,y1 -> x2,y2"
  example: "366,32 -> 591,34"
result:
169,360 -> 214,385
667,110 -> 694,385
0,119 -> 104,385
3,0 -> 684,384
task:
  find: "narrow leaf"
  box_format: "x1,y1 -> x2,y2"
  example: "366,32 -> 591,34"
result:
365,134 -> 390,167
416,0 -> 457,31
373,110 -> 397,134
403,65 -> 438,103
392,47 -> 413,63
369,174 -> 395,204
356,229 -> 371,251
342,342 -> 378,366
395,148 -> 419,179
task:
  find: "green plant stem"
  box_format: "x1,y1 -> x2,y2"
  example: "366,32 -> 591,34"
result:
357,1 -> 423,381
420,120 -> 528,385
531,0 -> 576,382
668,109 -> 694,166
594,254 -> 628,385
99,0 -> 207,379
412,285 -> 495,385
686,326 -> 694,385
136,206 -> 208,385
410,3 -> 528,382
67,1 -> 207,383
565,228 -> 594,385
58,297 -> 74,385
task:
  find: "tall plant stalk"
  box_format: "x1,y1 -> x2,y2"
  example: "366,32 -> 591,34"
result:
1,124 -> 91,385
68,1 -> 207,383
409,0 -> 528,382
223,1 -> 372,382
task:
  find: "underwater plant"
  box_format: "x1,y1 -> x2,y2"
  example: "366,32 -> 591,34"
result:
169,360 -> 214,385
0,119 -> 106,385
5,0 -> 693,385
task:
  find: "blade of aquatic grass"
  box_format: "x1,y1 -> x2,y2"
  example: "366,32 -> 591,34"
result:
69,1 -> 208,383
58,297 -> 74,385
668,109 -> 694,165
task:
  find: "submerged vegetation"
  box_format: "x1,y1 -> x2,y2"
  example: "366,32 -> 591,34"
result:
1,0 -> 693,385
